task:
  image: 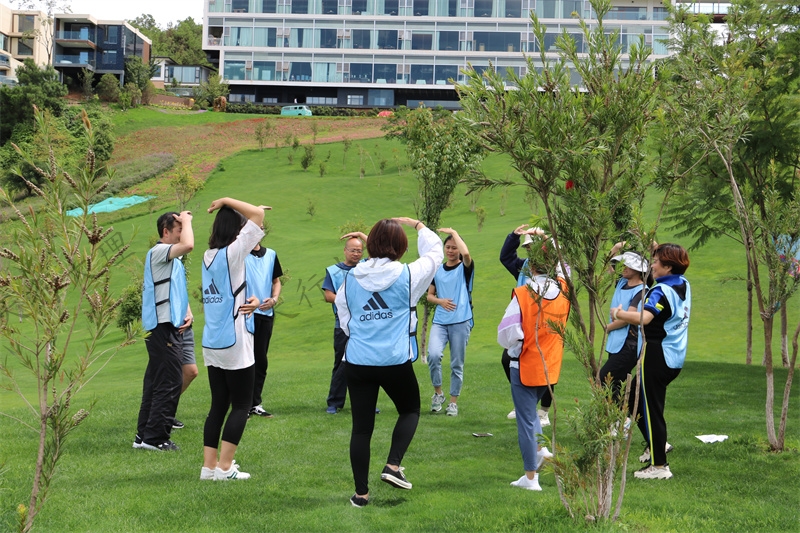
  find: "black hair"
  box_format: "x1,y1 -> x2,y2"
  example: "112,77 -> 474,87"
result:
208,206 -> 246,250
156,212 -> 179,239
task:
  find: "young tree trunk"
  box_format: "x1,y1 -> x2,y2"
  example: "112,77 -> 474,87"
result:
763,315 -> 779,449
746,261 -> 753,365
780,304 -> 788,367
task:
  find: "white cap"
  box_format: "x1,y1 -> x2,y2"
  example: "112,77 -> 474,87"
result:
611,251 -> 648,273
521,227 -> 543,247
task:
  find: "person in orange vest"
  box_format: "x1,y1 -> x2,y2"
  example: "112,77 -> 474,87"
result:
497,228 -> 570,491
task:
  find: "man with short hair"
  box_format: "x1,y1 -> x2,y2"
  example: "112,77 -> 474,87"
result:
134,211 -> 194,451
322,235 -> 366,414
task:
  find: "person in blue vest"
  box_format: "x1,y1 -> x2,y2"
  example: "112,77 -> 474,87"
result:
322,234 -> 367,414
135,210 -> 194,452
245,238 -> 283,418
600,244 -> 649,405
427,228 -> 473,417
200,198 -> 267,481
335,217 -> 443,508
613,243 -> 691,480
499,224 -> 555,426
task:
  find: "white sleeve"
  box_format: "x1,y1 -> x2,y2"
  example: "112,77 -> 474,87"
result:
227,220 -> 265,265
408,227 -> 444,304
334,282 -> 351,336
497,294 -> 523,358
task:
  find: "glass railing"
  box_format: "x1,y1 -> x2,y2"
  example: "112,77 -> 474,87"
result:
0,55 -> 10,67
55,30 -> 95,42
54,54 -> 96,68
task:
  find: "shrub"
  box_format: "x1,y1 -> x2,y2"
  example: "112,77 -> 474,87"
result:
96,74 -> 120,102
104,153 -> 177,196
300,144 -> 316,171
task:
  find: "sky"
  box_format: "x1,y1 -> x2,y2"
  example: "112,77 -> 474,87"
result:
59,0 -> 203,27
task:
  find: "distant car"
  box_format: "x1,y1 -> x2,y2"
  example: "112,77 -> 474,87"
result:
281,105 -> 312,116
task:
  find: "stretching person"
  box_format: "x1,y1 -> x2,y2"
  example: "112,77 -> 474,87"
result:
599,244 -> 648,404
427,228 -> 473,417
335,217 -> 443,507
497,229 -> 570,491
500,224 -> 555,425
245,235 -> 283,418
135,211 -> 194,451
323,234 -> 367,414
613,243 -> 691,480
200,198 -> 267,481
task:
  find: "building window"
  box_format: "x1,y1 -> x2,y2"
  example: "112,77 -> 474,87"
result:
352,29 -> 370,49
475,0 -> 492,17
438,31 -> 458,50
263,97 -> 278,103
374,64 -> 396,83
383,0 -> 399,15
102,50 -> 117,65
352,0 -> 367,14
411,33 -> 432,50
377,30 -> 397,49
319,28 -> 337,48
350,63 -> 372,82
434,65 -> 458,85
308,96 -> 337,104
347,94 -> 364,105
17,15 -> 35,33
106,26 -> 118,44
505,0 -> 521,17
292,0 -> 309,14
254,27 -> 277,47
0,32 -> 8,52
262,0 -> 278,12
17,39 -> 34,56
232,0 -> 249,12
321,0 -> 338,13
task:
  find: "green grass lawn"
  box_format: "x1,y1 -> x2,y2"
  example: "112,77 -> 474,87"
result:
110,107 -> 266,138
1,133 -> 799,532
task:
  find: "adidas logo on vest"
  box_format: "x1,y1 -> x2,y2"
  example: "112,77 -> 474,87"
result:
360,292 -> 393,321
203,280 -> 223,303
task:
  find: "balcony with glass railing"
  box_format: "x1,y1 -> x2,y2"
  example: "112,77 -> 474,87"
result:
0,54 -> 10,70
55,30 -> 97,47
54,54 -> 96,69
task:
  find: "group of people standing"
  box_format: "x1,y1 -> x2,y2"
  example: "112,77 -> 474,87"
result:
135,202 -> 692,504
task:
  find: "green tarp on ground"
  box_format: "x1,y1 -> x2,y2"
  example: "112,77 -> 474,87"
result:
66,195 -> 153,217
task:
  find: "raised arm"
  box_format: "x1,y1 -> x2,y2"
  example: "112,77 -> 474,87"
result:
208,198 -> 270,226
168,211 -> 194,260
438,227 -> 471,267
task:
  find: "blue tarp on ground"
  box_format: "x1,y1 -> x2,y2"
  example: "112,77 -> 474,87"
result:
66,195 -> 153,217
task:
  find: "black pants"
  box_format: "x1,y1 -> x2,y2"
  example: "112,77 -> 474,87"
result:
599,347 -> 639,404
137,323 -> 183,444
346,360 -> 420,496
631,342 -> 680,466
326,328 -> 348,409
501,349 -> 554,407
204,364 -> 255,448
252,314 -> 274,407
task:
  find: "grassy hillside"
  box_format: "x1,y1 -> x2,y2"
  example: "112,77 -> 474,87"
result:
0,116 -> 798,532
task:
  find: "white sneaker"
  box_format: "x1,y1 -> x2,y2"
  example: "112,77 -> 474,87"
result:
507,409 -> 516,419
535,446 -> 553,470
634,464 -> 673,479
200,467 -> 215,480
445,402 -> 458,416
639,442 -> 673,463
510,474 -> 542,491
538,409 -> 550,427
431,393 -> 445,412
214,462 -> 250,481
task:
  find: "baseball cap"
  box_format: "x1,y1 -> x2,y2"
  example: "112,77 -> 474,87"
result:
611,251 -> 648,273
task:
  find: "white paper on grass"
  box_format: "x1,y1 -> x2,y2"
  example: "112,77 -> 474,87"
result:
696,434 -> 729,443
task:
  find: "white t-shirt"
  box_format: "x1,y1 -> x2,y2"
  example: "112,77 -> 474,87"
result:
202,220 -> 264,370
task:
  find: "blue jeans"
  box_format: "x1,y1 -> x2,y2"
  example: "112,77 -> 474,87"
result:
427,321 -> 471,397
510,367 -> 546,472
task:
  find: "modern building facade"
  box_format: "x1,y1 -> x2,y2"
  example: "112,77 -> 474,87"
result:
0,3 -> 48,85
152,56 -> 212,96
203,0 -> 729,108
52,14 -> 151,85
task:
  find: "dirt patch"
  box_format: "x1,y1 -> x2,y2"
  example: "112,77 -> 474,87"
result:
111,115 -> 387,195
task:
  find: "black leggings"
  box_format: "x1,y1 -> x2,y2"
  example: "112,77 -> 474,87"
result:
345,360 -> 420,496
501,349 -> 554,407
252,314 -> 274,407
203,364 -> 255,448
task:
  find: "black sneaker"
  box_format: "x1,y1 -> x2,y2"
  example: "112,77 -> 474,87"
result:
380,465 -> 412,489
172,419 -> 184,429
141,440 -> 180,452
250,405 -> 273,418
350,494 -> 369,508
